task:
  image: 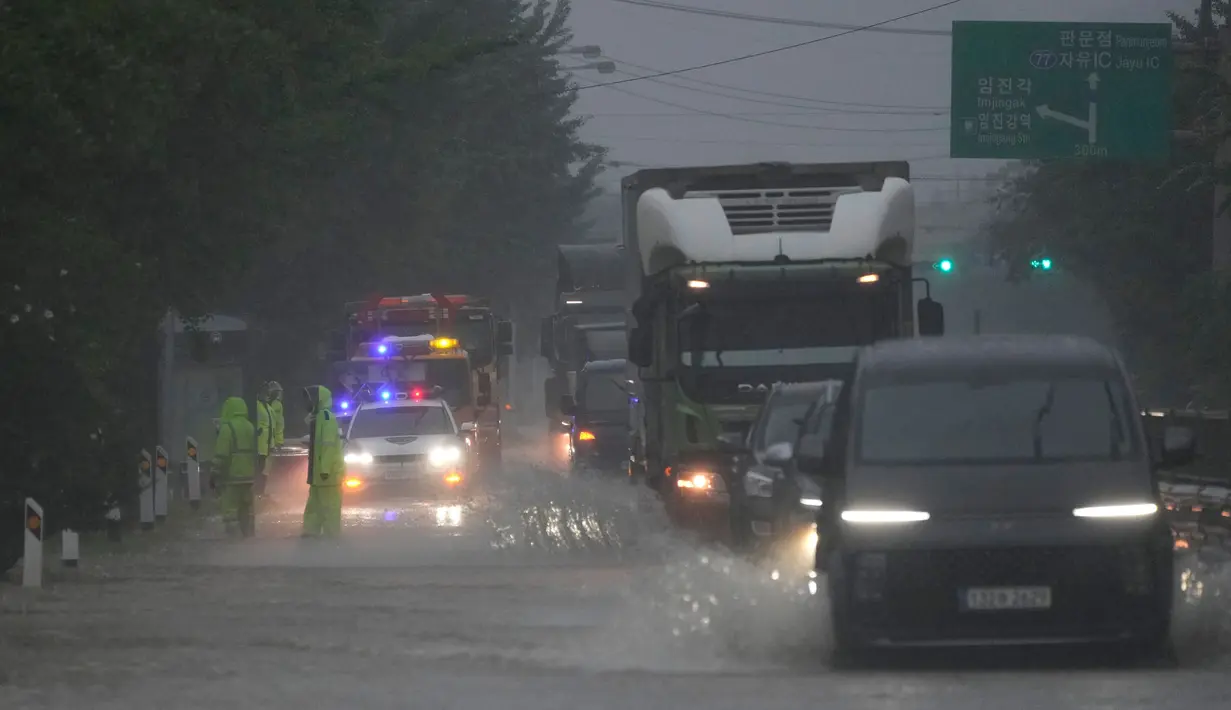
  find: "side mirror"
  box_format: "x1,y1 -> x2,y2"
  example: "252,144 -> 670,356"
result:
795,433 -> 828,473
539,316 -> 554,360
497,320 -> 514,346
715,431 -> 745,453
460,421 -> 477,433
629,326 -> 651,367
764,441 -> 794,465
559,395 -> 575,416
917,297 -> 945,336
1159,425 -> 1196,469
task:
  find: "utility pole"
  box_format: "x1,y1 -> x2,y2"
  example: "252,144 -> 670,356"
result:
1197,0 -> 1231,271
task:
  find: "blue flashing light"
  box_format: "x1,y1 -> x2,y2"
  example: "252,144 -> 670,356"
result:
377,344 -> 388,354
380,390 -> 391,401
339,400 -> 349,410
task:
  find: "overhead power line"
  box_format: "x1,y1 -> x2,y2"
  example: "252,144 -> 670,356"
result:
576,0 -> 966,90
604,82 -> 948,133
588,133 -> 948,149
600,0 -> 953,37
603,55 -> 950,111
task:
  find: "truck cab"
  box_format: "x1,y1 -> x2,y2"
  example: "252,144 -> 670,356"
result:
542,245 -> 626,431
620,161 -> 944,531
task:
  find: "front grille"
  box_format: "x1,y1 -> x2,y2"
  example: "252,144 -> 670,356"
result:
684,186 -> 861,234
852,546 -> 1162,637
374,454 -> 424,464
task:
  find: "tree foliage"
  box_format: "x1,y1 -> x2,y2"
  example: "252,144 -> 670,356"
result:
987,4 -> 1227,405
0,0 -> 600,531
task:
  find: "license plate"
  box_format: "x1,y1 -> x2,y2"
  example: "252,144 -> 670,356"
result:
383,463 -> 419,480
960,586 -> 1052,611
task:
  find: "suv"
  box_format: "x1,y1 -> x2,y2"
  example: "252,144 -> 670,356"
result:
561,359 -> 632,473
728,381 -> 842,553
341,395 -> 471,496
798,335 -> 1192,660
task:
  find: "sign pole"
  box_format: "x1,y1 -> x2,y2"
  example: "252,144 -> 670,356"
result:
186,437 -> 202,510
23,498 -> 43,589
154,446 -> 169,522
139,450 -> 155,530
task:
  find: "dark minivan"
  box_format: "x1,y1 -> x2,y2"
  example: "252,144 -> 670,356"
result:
797,335 -> 1194,659
561,359 -> 633,472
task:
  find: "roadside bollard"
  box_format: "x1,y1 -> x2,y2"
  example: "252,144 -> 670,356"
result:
186,437 -> 201,510
23,498 -> 43,589
154,446 -> 169,522
106,502 -> 122,542
139,450 -> 155,530
61,528 -> 79,568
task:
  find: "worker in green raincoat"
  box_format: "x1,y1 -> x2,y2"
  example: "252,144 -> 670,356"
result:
302,385 -> 344,537
213,396 -> 258,538
255,385 -> 275,496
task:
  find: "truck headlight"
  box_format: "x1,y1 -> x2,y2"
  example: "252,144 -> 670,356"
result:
344,451 -> 373,465
743,471 -> 773,498
428,446 -> 462,467
677,470 -> 726,492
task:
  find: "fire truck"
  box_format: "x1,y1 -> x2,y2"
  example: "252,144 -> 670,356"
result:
336,294 -> 512,465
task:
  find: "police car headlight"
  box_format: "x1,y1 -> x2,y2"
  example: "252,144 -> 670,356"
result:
345,451 -> 374,465
428,446 -> 462,467
743,471 -> 774,498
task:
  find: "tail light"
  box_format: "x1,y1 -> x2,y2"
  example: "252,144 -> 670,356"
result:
578,431 -> 596,441
444,472 -> 463,485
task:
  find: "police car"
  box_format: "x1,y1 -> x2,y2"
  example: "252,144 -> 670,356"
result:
341,388 -> 471,495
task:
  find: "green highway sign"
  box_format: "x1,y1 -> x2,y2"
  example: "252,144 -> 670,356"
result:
950,21 -> 1172,160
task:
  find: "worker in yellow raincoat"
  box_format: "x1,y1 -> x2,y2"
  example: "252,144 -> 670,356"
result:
213,396 -> 258,538
302,385 -> 344,537
255,386 -> 275,497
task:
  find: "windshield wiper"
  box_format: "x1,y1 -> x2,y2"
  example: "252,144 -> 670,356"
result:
1031,384 -> 1055,460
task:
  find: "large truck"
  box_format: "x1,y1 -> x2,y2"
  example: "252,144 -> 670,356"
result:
339,294 -> 512,464
541,245 -> 626,432
621,161 -> 944,524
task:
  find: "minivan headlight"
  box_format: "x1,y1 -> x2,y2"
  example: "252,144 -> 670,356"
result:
841,510 -> 929,524
1073,503 -> 1157,518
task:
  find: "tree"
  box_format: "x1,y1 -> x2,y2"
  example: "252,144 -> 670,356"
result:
0,0 -> 601,541
986,4 -> 1225,405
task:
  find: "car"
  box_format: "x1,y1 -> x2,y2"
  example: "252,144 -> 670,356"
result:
797,334 -> 1193,660
726,381 -> 842,554
341,394 -> 471,496
560,359 -> 633,473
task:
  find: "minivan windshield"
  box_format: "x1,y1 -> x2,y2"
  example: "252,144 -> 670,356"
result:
579,373 -> 630,414
857,373 -> 1140,465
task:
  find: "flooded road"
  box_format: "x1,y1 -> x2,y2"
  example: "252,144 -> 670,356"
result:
2,428 -> 1230,709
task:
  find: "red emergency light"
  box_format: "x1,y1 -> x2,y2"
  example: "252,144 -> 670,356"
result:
411,387 -> 424,400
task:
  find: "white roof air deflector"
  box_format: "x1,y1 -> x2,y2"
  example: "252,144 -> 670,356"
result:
683,186 -> 862,234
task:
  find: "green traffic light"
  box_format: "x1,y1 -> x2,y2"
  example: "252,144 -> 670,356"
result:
1030,258 -> 1053,270
934,259 -> 953,273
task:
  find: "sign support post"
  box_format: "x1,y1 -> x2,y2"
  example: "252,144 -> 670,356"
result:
139,450 -> 155,530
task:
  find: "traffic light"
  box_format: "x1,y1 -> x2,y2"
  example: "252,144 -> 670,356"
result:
1030,257 -> 1053,271
932,258 -> 954,273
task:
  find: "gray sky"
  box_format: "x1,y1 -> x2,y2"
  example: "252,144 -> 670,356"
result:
568,0 -> 1184,202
